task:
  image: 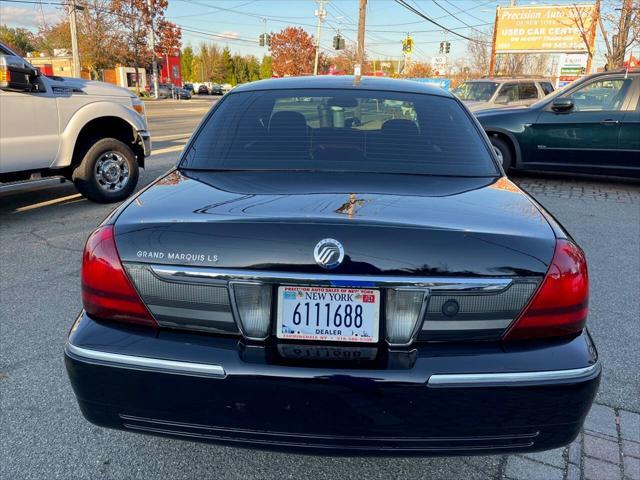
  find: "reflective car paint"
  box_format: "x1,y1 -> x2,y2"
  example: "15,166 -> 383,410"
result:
113,171 -> 556,277
66,313 -> 599,454
476,72 -> 640,177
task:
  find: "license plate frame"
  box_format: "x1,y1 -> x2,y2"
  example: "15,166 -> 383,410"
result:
276,286 -> 380,343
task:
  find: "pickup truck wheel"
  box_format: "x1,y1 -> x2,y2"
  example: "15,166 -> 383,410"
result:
490,137 -> 513,171
73,138 -> 138,203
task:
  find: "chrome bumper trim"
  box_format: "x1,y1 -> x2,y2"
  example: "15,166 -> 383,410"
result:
65,343 -> 226,379
427,362 -> 601,388
149,265 -> 513,292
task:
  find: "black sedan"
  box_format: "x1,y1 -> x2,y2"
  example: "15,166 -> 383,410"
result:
65,76 -> 599,455
476,69 -> 640,177
197,84 -> 209,95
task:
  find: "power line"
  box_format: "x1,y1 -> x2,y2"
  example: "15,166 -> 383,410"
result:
419,0 -> 487,35
393,0 -> 489,43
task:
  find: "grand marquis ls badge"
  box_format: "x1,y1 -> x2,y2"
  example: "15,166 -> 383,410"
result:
314,238 -> 344,269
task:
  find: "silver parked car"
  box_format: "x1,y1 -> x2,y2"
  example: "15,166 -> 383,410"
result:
453,78 -> 555,112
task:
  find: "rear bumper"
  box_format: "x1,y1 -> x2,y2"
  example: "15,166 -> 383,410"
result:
65,313 -> 600,455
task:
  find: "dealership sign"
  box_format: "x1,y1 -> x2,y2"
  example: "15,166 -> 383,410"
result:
494,4 -> 597,53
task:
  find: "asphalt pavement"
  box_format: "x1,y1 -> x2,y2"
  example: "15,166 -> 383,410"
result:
1,98 -> 638,480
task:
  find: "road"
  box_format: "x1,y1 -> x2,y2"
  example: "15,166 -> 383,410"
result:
1,99 -> 638,480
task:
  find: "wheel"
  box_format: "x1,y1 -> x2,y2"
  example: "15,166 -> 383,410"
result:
72,138 -> 139,203
490,136 -> 513,171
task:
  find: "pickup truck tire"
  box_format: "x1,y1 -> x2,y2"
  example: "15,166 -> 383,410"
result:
72,138 -> 139,203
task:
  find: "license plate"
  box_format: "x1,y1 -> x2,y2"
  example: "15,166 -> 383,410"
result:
276,286 -> 380,343
277,344 -> 378,361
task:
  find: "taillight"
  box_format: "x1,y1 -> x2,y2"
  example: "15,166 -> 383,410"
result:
503,239 -> 588,341
81,225 -> 157,327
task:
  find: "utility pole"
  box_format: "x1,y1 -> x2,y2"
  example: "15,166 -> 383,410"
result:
313,0 -> 327,75
488,6 -> 499,77
147,0 -> 159,99
355,0 -> 367,82
68,0 -> 81,78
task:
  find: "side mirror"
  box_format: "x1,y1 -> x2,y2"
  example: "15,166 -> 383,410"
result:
0,55 -> 38,92
551,98 -> 574,112
495,95 -> 510,105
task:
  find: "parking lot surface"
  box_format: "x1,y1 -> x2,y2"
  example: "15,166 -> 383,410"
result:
1,101 -> 638,480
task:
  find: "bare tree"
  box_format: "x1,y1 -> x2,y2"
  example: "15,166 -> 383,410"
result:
467,30 -> 491,74
494,53 -> 552,76
598,0 -> 639,69
567,2 -> 599,72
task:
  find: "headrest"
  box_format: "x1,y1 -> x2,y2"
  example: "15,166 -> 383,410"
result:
381,119 -> 419,136
269,111 -> 307,135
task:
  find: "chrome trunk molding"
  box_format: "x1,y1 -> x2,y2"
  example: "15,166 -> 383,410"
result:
149,265 -> 514,292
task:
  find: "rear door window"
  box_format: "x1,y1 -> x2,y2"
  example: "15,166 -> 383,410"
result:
181,89 -> 498,177
519,83 -> 539,100
540,82 -> 555,95
498,84 -> 518,102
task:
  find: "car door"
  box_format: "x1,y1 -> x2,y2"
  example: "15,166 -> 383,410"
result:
529,76 -> 633,170
517,82 -> 540,106
494,83 -> 518,107
0,72 -> 60,174
618,79 -> 640,171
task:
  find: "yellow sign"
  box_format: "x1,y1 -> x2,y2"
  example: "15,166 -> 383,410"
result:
494,4 -> 597,53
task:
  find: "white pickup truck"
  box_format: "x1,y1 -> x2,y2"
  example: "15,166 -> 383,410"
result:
0,43 -> 151,203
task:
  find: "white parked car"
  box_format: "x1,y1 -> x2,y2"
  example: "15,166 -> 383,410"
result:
0,43 -> 151,203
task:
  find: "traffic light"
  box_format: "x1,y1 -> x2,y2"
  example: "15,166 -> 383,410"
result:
259,34 -> 271,47
402,36 -> 413,54
333,35 -> 345,50
445,42 -> 451,54
439,42 -> 444,54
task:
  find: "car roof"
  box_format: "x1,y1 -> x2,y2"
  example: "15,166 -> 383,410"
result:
586,68 -> 639,78
466,78 -> 550,83
231,75 -> 453,97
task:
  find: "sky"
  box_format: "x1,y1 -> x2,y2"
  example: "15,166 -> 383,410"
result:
0,0 -> 632,67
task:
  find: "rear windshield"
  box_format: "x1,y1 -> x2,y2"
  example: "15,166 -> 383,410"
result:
452,82 -> 499,102
181,88 -> 498,177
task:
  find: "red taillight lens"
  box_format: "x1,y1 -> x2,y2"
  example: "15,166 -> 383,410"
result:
503,239 -> 588,341
81,225 -> 157,327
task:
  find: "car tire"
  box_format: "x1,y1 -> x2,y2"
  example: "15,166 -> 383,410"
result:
72,138 -> 139,203
490,136 -> 513,171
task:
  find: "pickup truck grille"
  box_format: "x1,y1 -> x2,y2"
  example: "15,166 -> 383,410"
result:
124,263 -> 540,342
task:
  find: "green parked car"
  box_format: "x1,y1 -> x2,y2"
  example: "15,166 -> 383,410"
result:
475,69 -> 640,178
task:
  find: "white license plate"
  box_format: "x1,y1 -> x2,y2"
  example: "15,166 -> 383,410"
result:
276,286 -> 380,343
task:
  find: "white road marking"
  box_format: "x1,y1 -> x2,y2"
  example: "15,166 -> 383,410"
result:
152,144 -> 185,156
152,133 -> 191,141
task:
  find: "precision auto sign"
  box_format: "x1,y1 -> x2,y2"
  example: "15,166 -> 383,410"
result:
494,4 -> 597,53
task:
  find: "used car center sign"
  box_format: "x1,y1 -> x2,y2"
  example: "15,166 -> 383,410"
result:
494,4 -> 597,53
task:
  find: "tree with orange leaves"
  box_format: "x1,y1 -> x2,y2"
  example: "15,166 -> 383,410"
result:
269,27 -> 316,77
111,0 -> 175,91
